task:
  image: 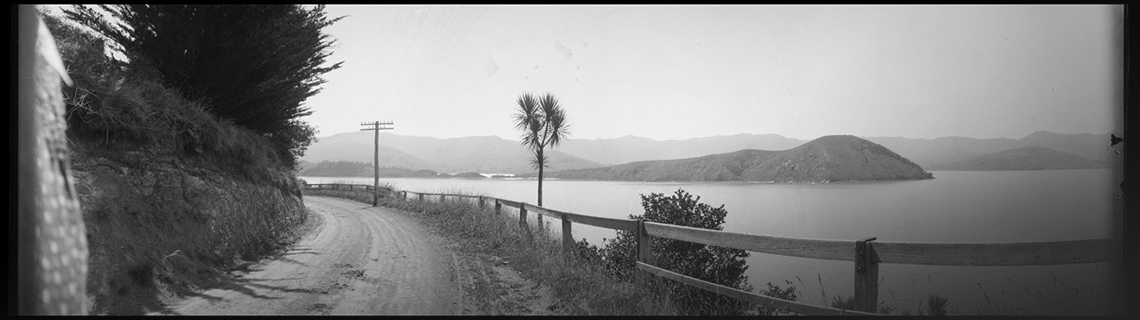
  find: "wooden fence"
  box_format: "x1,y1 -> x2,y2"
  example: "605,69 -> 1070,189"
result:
304,183 -> 1118,316
305,183 -> 389,192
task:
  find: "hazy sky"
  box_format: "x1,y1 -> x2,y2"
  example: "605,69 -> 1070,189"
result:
299,5 -> 1122,141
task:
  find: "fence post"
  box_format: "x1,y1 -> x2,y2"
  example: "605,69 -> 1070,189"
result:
562,216 -> 573,263
478,196 -> 485,208
402,191 -> 407,201
441,194 -> 445,203
536,208 -> 544,233
495,199 -> 502,215
519,203 -> 530,239
635,219 -> 654,286
854,237 -> 880,313
418,193 -> 424,202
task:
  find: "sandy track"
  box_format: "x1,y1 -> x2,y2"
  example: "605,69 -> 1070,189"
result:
154,196 -> 464,315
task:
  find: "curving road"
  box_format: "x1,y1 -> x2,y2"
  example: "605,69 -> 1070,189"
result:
156,196 -> 464,315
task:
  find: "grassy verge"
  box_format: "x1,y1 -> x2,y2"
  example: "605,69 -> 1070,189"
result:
303,188 -> 678,315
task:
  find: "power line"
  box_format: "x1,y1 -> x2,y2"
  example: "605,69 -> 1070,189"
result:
387,6 -> 423,109
388,6 -> 438,114
414,6 -> 458,90
422,6 -> 467,88
379,6 -> 414,112
424,4 -> 485,93
426,6 -> 484,90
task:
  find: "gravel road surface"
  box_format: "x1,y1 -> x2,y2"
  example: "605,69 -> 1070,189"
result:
156,196 -> 465,315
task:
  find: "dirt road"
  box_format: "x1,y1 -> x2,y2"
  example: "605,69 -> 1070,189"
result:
153,195 -> 558,315
156,196 -> 467,315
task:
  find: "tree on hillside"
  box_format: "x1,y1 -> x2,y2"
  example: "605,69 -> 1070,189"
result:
580,189 -> 753,315
512,93 -> 570,207
63,4 -> 342,169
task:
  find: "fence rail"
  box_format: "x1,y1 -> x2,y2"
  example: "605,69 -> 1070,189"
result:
305,183 -> 392,192
303,182 -> 1118,315
644,222 -> 853,261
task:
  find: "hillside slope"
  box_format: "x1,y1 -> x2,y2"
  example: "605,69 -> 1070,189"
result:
537,135 -> 933,182
926,146 -> 1109,171
44,11 -> 312,314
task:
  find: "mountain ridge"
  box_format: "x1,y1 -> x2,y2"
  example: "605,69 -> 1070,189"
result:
926,146 -> 1110,171
301,131 -> 603,174
301,130 -> 1115,175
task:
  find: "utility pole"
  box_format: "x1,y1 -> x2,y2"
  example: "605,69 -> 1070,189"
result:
361,121 -> 394,206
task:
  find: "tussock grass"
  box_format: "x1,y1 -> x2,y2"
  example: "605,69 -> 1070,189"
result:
305,188 -> 679,315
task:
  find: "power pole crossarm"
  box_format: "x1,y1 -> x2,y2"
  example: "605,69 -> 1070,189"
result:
361,121 -> 394,206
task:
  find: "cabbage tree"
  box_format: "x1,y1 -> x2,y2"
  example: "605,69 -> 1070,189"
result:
512,93 -> 570,207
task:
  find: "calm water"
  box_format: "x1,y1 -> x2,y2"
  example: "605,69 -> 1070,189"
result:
302,169 -> 1122,315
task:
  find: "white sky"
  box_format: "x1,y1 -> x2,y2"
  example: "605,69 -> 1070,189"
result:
48,5 -> 1125,141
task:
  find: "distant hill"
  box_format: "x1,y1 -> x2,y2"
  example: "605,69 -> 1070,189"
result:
926,146 -> 1109,171
298,161 -> 489,178
548,131 -> 1115,169
302,132 -> 603,174
299,161 -> 442,177
301,130 -> 1116,176
302,137 -> 438,170
529,135 -> 933,182
864,131 -> 1114,168
557,133 -> 806,166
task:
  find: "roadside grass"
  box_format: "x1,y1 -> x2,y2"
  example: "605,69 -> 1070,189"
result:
957,275 -> 1098,316
303,187 -> 679,315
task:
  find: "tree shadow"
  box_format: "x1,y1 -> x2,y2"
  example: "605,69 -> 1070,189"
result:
283,250 -> 320,256
277,256 -> 309,267
231,277 -> 321,295
152,274 -> 323,314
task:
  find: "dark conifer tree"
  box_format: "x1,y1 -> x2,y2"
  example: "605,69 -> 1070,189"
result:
65,5 -> 342,168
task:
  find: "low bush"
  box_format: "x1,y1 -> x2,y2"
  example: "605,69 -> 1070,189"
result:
575,189 -> 753,315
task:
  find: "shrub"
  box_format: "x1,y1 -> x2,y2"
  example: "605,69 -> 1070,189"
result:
757,281 -> 800,315
581,189 -> 753,315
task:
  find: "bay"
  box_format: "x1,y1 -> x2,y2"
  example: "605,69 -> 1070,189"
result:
301,169 -> 1121,315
